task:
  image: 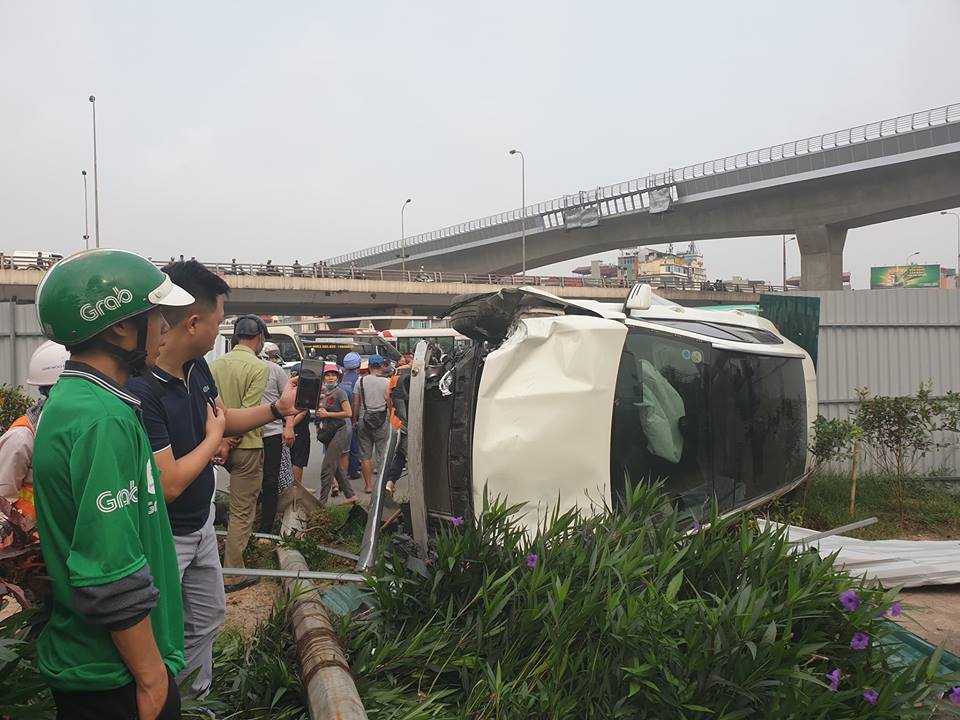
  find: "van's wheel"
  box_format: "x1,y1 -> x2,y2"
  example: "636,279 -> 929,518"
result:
449,294 -> 512,342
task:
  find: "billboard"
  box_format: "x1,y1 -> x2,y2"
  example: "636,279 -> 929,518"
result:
870,264 -> 941,289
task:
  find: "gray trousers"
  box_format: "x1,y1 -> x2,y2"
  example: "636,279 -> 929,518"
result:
319,427 -> 354,503
173,505 -> 226,697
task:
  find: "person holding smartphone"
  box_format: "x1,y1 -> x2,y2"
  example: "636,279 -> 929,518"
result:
316,364 -> 356,504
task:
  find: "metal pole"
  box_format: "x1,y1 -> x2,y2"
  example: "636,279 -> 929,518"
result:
81,170 -> 90,250
793,516 -> 878,546
521,153 -> 526,276
510,149 -> 526,275
89,96 -> 100,248
356,424 -> 398,571
782,234 -> 786,290
400,198 -> 411,274
405,341 -> 430,558
941,212 -> 960,288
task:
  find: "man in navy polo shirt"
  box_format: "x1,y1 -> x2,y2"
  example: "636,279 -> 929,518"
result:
128,261 -> 298,697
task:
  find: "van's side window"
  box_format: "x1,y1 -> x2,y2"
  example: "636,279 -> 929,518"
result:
610,328 -> 711,513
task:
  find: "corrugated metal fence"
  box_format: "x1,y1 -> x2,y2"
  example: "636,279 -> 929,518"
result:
794,289 -> 960,475
0,301 -> 45,395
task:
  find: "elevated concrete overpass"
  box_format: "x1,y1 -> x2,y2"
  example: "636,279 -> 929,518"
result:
0,267 -> 771,319
326,103 -> 960,290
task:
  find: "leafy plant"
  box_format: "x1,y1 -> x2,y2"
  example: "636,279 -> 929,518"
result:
855,385 -> 960,524
184,594 -> 308,720
0,611 -> 54,719
810,415 -> 862,467
807,415 -> 863,513
344,483 -> 960,719
0,385 -> 31,435
280,504 -> 365,573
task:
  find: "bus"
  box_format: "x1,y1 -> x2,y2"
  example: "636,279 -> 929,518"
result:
300,329 -> 402,366
382,327 -> 470,356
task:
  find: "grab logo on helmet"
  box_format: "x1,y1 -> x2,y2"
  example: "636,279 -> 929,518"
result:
79,286 -> 134,322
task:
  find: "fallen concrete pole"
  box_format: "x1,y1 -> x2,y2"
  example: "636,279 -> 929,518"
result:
277,499 -> 368,720
221,566 -> 365,582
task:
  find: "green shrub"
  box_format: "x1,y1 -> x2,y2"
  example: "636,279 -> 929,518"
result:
0,384 -> 32,434
346,483 -> 960,719
855,385 -> 960,524
0,611 -> 54,719
185,594 -> 308,720
810,415 -> 862,467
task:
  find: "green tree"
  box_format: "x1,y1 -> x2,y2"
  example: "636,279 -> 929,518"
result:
808,415 -> 863,513
0,384 -> 32,434
854,384 -> 960,524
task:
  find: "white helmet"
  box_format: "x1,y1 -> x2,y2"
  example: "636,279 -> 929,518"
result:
261,341 -> 281,359
26,340 -> 70,386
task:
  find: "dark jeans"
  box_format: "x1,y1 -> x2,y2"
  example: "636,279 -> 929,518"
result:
260,433 -> 282,533
53,666 -> 180,719
387,447 -> 407,484
348,429 -> 361,476
291,417 -> 311,468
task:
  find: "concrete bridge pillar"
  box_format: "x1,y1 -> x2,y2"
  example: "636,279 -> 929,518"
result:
797,224 -> 847,290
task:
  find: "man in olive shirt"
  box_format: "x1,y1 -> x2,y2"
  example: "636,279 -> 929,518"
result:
210,315 -> 270,577
32,249 -> 194,720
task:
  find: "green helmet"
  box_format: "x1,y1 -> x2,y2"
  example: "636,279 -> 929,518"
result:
36,249 -> 194,345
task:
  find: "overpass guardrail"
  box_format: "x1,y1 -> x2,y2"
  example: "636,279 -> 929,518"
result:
2,253 -> 790,294
325,102 -> 960,267
140,259 -> 788,294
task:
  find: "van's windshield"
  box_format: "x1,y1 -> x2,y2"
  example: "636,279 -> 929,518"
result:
610,326 -> 807,513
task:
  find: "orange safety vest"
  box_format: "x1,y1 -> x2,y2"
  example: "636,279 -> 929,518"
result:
388,375 -> 402,430
7,415 -> 35,520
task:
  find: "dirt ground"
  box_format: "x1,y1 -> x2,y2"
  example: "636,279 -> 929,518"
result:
222,577 -> 280,639
896,585 -> 960,655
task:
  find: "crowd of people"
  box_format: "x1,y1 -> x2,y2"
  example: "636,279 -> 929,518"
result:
0,250 -> 413,719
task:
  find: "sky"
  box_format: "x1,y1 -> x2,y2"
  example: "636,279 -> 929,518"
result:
1,1 -> 958,289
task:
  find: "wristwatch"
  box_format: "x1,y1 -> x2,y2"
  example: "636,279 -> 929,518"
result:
269,401 -> 283,420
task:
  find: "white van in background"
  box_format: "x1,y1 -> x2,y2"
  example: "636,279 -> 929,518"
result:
205,323 -> 305,370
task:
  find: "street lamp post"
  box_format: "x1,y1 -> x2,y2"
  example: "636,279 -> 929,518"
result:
89,95 -> 101,248
400,198 -> 412,274
509,149 -> 526,276
782,234 -> 796,290
81,170 -> 90,250
941,211 -> 960,288
906,251 -> 920,265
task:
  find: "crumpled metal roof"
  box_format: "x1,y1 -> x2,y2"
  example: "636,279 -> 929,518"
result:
765,521 -> 960,588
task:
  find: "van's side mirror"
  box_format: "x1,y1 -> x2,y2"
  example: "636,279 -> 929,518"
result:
624,283 -> 652,312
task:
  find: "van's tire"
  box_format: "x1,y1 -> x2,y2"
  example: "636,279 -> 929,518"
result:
449,295 -> 512,342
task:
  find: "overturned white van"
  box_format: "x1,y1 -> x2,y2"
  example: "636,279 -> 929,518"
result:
410,285 -> 816,528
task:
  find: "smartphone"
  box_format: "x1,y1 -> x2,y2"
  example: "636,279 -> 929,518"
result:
294,358 -> 325,410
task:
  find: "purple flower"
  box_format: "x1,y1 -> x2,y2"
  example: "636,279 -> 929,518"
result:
825,668 -> 841,691
526,553 -> 538,569
690,518 -> 701,533
863,688 -> 878,705
581,527 -> 592,545
839,590 -> 861,612
949,686 -> 960,705
450,516 -> 464,527
850,631 -> 870,651
886,601 -> 902,618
